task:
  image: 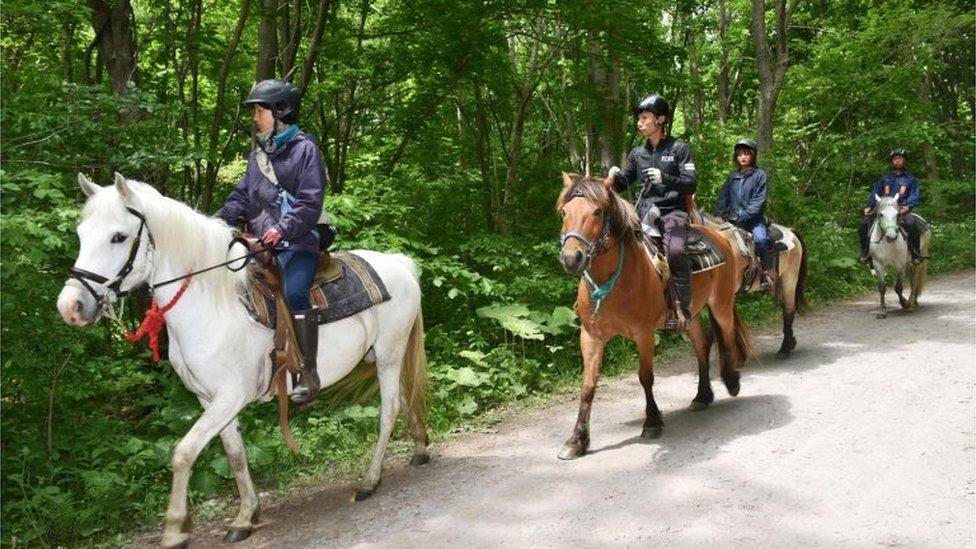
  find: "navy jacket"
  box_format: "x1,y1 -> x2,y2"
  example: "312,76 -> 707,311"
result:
865,170 -> 920,209
217,132 -> 328,253
715,167 -> 768,223
612,136 -> 696,217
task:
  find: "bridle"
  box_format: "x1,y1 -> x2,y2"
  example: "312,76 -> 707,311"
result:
68,207 -> 154,315
872,203 -> 903,243
559,194 -> 613,266
67,206 -> 270,319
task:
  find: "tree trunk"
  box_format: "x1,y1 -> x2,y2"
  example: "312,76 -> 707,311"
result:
750,0 -> 791,157
718,0 -> 731,124
87,0 -> 136,95
916,67 -> 939,181
256,0 -> 279,80
203,0 -> 253,211
298,0 -> 334,94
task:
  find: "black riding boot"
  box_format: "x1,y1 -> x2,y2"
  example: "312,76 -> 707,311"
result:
290,309 -> 321,405
857,216 -> 872,264
666,272 -> 693,332
907,226 -> 924,265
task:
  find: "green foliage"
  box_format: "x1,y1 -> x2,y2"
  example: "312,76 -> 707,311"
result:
1,0 -> 973,545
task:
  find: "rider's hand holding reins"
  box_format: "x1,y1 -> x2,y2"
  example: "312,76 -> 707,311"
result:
261,227 -> 283,246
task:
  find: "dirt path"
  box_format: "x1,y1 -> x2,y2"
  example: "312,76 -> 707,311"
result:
194,271 -> 975,548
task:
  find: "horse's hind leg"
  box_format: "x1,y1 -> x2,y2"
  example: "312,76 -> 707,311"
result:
635,333 -> 663,438
219,418 -> 260,543
558,328 -> 606,459
355,358 -> 402,501
688,318 -> 714,411
776,264 -> 798,358
710,307 -> 741,396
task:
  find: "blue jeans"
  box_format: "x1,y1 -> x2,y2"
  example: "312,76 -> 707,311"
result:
742,216 -> 770,259
276,250 -> 318,312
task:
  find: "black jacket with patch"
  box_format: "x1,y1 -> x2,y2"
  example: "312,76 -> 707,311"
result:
612,136 -> 696,217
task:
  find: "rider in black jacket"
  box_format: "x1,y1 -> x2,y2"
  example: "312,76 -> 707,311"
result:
610,94 -> 697,330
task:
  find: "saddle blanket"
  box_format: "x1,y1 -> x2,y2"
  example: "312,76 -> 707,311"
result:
246,251 -> 391,328
310,251 -> 391,324
642,227 -> 726,275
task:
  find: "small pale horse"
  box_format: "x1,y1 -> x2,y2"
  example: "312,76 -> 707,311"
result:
867,194 -> 930,318
57,173 -> 430,548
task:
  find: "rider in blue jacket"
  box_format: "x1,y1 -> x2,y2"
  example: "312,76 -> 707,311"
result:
217,79 -> 329,405
714,139 -> 775,290
857,148 -> 925,265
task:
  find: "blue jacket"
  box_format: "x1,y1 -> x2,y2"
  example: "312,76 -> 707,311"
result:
865,170 -> 920,209
715,167 -> 768,223
217,132 -> 328,253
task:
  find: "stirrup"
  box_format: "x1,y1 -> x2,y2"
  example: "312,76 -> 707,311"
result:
289,369 -> 320,405
857,253 -> 871,265
663,304 -> 690,333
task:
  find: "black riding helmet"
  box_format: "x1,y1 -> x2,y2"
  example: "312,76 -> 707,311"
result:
634,94 -> 671,118
733,139 -> 758,164
888,148 -> 908,159
243,79 -> 301,124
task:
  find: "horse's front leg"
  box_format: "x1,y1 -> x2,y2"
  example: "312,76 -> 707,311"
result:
220,418 -> 260,543
162,395 -> 246,549
687,319 -> 713,411
635,333 -> 663,438
876,269 -> 888,319
558,328 -> 606,460
895,271 -> 909,309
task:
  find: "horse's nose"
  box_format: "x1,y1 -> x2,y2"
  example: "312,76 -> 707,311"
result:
57,285 -> 92,326
561,249 -> 584,274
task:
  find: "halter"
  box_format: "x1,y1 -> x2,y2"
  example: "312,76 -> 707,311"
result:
872,204 -> 903,243
559,194 -> 623,318
68,207 -> 153,314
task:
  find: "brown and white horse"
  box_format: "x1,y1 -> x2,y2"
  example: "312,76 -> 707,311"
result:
556,173 -> 750,460
698,213 -> 808,358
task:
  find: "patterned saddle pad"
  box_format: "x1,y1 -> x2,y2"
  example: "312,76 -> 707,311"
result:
245,251 -> 391,328
643,227 -> 726,274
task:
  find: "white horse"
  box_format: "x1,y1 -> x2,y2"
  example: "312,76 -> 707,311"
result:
56,173 -> 430,548
868,194 -> 930,318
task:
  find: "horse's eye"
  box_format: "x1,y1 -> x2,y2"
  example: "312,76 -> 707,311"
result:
111,233 -> 127,244
593,209 -> 603,217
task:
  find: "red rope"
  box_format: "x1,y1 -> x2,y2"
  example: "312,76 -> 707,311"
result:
125,276 -> 192,362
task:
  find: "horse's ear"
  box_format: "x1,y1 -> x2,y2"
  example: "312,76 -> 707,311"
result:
892,192 -> 900,203
77,173 -> 100,197
874,193 -> 882,204
602,176 -> 615,191
561,172 -> 576,190
114,172 -> 133,201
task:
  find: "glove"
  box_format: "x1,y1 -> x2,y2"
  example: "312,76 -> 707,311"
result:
261,227 -> 283,246
641,167 -> 663,185
898,205 -> 910,215
863,207 -> 874,216
608,166 -> 621,179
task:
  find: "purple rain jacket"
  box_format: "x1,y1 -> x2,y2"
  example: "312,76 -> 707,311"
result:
217,133 -> 328,253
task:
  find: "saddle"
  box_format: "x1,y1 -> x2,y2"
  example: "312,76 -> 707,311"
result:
234,235 -> 337,383
708,218 -> 791,293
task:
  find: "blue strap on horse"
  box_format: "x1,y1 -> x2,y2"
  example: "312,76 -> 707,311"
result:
582,242 -> 625,318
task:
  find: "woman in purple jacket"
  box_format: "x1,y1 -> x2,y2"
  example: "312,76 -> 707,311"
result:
218,79 -> 329,404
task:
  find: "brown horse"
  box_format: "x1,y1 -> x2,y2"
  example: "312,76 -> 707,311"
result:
557,173 -> 750,460
697,212 -> 808,358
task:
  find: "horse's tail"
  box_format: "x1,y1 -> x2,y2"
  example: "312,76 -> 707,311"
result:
400,309 -> 430,454
910,230 -> 931,303
793,230 -> 810,314
733,306 -> 752,364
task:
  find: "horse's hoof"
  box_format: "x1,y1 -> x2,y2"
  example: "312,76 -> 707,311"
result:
223,527 -> 253,543
162,537 -> 190,549
776,349 -> 790,359
409,453 -> 430,466
641,426 -> 663,439
557,443 -> 586,460
689,400 -> 709,412
352,487 -> 376,502
724,376 -> 741,397
875,312 -> 887,319
899,300 -> 910,310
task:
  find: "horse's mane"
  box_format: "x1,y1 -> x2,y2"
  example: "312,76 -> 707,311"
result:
85,179 -> 245,307
556,173 -> 640,247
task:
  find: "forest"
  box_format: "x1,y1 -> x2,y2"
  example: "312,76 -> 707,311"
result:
1,0 -> 973,544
